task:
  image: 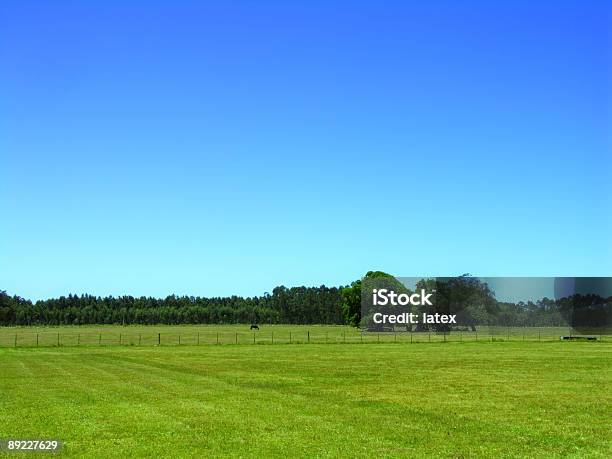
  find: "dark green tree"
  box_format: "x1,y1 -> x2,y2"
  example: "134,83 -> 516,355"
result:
341,271 -> 398,327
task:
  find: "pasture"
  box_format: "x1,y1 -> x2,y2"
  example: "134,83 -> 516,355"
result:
0,324 -> 603,348
0,339 -> 610,457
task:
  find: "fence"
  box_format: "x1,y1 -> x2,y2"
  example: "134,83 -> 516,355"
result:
0,327 -> 608,348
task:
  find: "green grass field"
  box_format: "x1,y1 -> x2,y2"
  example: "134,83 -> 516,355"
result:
0,324 -> 603,348
1,337 -> 610,458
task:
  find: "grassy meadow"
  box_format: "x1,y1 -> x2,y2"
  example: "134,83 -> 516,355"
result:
0,324 -> 599,348
1,339 -> 610,457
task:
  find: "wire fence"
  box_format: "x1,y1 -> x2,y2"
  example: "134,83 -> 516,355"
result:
0,327 -> 608,348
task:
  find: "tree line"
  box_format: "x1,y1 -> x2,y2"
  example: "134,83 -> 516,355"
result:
2,273 -> 609,329
341,272 -> 611,331
0,286 -> 343,326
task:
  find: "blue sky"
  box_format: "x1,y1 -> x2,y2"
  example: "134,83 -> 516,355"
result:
1,1 -> 610,301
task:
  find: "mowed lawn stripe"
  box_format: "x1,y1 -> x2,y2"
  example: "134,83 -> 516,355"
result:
1,343 -> 610,457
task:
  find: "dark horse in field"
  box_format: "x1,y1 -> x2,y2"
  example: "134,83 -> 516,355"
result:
250,324 -> 259,330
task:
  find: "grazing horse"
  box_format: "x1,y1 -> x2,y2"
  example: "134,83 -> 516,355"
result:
250,324 -> 259,330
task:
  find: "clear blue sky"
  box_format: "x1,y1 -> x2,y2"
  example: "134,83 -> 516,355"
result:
1,1 -> 610,301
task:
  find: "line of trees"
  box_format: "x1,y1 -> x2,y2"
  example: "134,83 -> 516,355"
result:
0,286 -> 344,326
341,272 -> 611,331
2,273 -> 609,329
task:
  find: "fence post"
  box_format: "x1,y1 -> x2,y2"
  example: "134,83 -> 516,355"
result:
326,332 -> 328,343
410,330 -> 413,343
343,331 -> 346,343
14,334 -> 17,347
78,334 -> 80,345
476,330 -> 478,341
377,333 -> 380,342
272,332 -> 274,344
216,332 -> 219,345
307,331 -> 310,343
538,331 -> 541,342
57,333 -> 60,347
289,331 -> 292,344
394,332 -> 397,342
158,333 -> 161,345
99,333 -> 102,345
361,331 -> 363,343
119,333 -> 122,345
253,332 -> 255,344
507,327 -> 510,341
235,332 -> 238,344
178,335 -> 181,345
139,334 -> 142,345
36,333 -> 39,347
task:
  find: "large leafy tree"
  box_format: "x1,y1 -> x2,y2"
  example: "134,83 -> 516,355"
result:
416,274 -> 497,331
341,271 -> 400,327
